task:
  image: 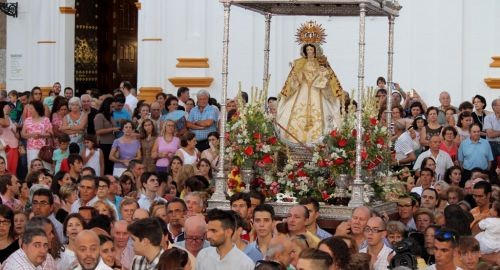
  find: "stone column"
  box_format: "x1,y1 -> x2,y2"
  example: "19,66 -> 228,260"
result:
136,0 -> 163,102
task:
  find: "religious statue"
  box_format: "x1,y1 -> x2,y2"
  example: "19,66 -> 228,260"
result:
276,21 -> 344,145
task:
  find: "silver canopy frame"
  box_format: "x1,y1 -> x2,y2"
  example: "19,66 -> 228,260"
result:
210,0 -> 402,207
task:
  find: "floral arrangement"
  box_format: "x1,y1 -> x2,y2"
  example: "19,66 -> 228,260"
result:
226,87 -> 283,168
226,167 -> 246,196
313,87 -> 391,179
372,174 -> 407,202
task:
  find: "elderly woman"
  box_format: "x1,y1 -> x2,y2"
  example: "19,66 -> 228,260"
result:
62,97 -> 88,150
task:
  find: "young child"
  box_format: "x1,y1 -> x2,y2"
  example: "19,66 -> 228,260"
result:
474,200 -> 500,254
52,134 -> 71,174
59,142 -> 80,173
82,134 -> 104,177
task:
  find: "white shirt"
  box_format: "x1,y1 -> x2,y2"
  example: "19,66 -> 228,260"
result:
2,249 -> 57,270
71,196 -> 99,213
196,245 -> 254,270
413,149 -> 453,180
73,258 -> 113,270
360,244 -> 393,270
395,131 -> 415,162
424,264 -> 463,270
137,193 -> 167,211
125,94 -> 138,114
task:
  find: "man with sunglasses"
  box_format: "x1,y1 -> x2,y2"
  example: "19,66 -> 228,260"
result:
360,216 -> 393,270
425,228 -> 462,270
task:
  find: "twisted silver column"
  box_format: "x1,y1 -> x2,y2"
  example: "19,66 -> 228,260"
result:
386,15 -> 395,177
263,13 -> 272,89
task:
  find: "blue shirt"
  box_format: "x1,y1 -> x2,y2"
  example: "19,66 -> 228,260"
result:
243,241 -> 264,263
112,109 -> 131,138
316,225 -> 332,240
52,148 -> 69,173
187,105 -> 218,141
458,138 -> 493,170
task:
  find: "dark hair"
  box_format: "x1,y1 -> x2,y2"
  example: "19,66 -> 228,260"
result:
207,131 -> 220,140
457,111 -> 473,128
425,106 -> 439,117
30,100 -> 45,117
140,119 -> 157,139
230,192 -> 251,208
165,96 -> 179,110
180,131 -> 196,147
420,157 -> 436,172
98,234 -> 113,245
58,134 -> 71,144
249,190 -> 266,206
434,227 -> 460,248
441,126 -> 458,139
318,237 -> 350,269
458,236 -> 480,254
27,216 -> 63,259
392,104 -> 404,116
140,172 -> 158,189
155,92 -> 167,100
268,97 -> 278,103
121,120 -> 134,131
0,205 -> 15,240
206,208 -> 236,233
443,204 -> 472,236
458,101 -> 473,112
87,214 -> 112,234
127,217 -> 163,246
240,92 -> 249,104
472,95 -> 487,109
68,154 -> 83,166
63,213 -> 86,237
302,44 -> 316,58
80,175 -> 98,189
473,181 -> 492,194
83,134 -> 98,147
0,174 -> 14,194
157,247 -> 189,270
469,122 -> 482,132
491,200 -> 500,217
122,81 -> 133,91
50,96 -> 68,121
253,203 -> 275,220
98,176 -> 110,187
184,175 -> 209,192
22,227 -> 47,245
376,76 -> 386,85
69,143 -> 80,154
166,197 -> 187,212
197,158 -> 213,179
409,101 -> 424,116
298,248 -> 333,270
255,260 -> 287,270
97,97 -> 114,122
127,159 -> 142,171
299,197 -> 320,212
177,87 -> 189,98
443,166 -> 461,184
25,171 -> 43,187
114,94 -> 126,104
33,188 -> 55,205
420,167 -> 435,178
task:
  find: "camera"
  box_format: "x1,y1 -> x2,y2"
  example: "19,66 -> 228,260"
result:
389,239 -> 418,270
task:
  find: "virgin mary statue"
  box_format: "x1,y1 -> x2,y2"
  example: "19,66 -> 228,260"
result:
276,22 -> 344,145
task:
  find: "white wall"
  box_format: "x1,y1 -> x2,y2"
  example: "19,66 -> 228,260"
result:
160,0 -> 499,107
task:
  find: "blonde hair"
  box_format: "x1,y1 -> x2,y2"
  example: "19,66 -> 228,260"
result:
176,165 -> 195,192
93,200 -> 117,222
59,184 -> 77,202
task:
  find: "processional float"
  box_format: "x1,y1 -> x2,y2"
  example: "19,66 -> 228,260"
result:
209,0 -> 402,219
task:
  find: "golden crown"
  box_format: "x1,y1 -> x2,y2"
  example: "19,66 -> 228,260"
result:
295,21 -> 326,45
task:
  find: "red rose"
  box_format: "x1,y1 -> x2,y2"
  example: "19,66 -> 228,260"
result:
376,138 -> 385,145
288,172 -> 295,180
367,162 -> 377,170
370,118 -> 378,125
317,159 -> 327,167
330,130 -> 338,137
322,191 -> 330,200
361,150 -> 368,160
297,162 -> 305,168
244,146 -> 254,156
352,129 -> 357,137
297,169 -> 307,177
262,154 -> 273,164
338,138 -> 348,148
335,158 -> 344,165
364,134 -> 371,142
253,133 -> 262,140
268,136 -> 278,145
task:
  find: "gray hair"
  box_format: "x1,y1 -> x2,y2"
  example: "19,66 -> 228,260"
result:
196,89 -> 210,98
266,242 -> 285,260
80,94 -> 91,101
22,227 -> 47,245
185,191 -> 205,208
492,98 -> 500,107
68,97 -> 82,108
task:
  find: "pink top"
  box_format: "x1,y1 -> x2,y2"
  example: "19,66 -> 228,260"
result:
0,118 -> 18,148
52,113 -> 64,130
156,136 -> 180,167
25,117 -> 52,150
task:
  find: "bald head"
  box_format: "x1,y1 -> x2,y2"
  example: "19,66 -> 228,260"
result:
133,208 -> 150,221
113,220 -> 130,248
75,230 -> 100,270
184,215 -> 206,234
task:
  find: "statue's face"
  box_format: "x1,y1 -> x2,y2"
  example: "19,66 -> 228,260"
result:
306,46 -> 315,58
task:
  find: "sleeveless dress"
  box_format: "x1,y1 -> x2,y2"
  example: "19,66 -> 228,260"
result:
179,148 -> 198,165
85,148 -> 101,176
66,113 -> 84,150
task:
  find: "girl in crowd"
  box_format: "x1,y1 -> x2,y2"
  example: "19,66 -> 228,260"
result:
29,158 -> 44,173
132,102 -> 150,132
21,101 -> 53,168
109,121 -> 141,176
82,134 -> 104,177
152,119 -> 180,173
471,94 -> 491,137
184,98 -> 195,113
318,236 -> 351,270
62,213 -> 85,267
167,156 -> 183,191
455,111 -> 473,144
0,205 -> 19,263
201,131 -> 220,170
439,126 -> 459,164
196,158 -> 214,185
18,180 -> 30,210
62,97 -> 88,150
50,171 -> 73,199
443,166 -> 462,187
119,173 -> 135,197
94,97 -> 120,175
175,132 -> 199,166
50,96 -> 69,138
420,107 -> 442,148
140,119 -> 158,172
444,107 -> 457,127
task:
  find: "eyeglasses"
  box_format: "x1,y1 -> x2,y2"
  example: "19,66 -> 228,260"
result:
0,220 -> 11,226
185,236 -> 204,242
363,226 -> 386,233
32,201 -> 50,206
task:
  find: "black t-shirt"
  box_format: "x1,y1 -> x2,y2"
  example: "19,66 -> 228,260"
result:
0,239 -> 20,263
86,108 -> 98,135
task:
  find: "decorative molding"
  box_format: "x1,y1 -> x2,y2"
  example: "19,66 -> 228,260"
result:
176,58 -> 210,68
141,38 -> 162,42
138,87 -> 163,102
59,6 -> 77,14
37,41 -> 57,44
40,86 -> 52,97
484,78 -> 500,89
489,56 -> 500,68
168,77 -> 214,88
135,2 -> 142,10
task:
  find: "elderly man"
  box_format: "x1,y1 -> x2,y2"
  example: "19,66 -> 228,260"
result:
175,215 -> 209,257
413,135 -> 453,180
360,217 -> 393,270
393,120 -> 417,168
81,94 -> 98,135
184,191 -> 206,216
484,98 -> 500,167
73,230 -> 112,270
166,198 -> 187,243
112,220 -> 135,270
267,234 -> 293,269
458,123 -> 494,184
437,91 -> 458,126
286,205 -> 309,237
71,176 -> 99,213
335,206 -> 372,249
187,89 -> 218,151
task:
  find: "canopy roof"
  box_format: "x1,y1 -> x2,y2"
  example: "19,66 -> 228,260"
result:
228,0 -> 401,17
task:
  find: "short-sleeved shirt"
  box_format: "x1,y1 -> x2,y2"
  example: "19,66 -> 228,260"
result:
111,139 -> 140,169
196,245 -> 254,270
112,109 -> 132,138
483,114 -> 500,142
25,117 -> 53,150
187,105 -> 218,141
52,148 -> 69,174
458,138 -> 494,170
395,132 -> 415,163
413,150 -> 453,180
94,114 -> 115,145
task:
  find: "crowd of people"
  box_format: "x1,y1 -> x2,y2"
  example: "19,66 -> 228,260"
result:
0,78 -> 498,270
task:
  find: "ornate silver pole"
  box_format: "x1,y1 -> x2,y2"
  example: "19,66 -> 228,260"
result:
386,15 -> 395,176
210,0 -> 231,204
349,3 -> 367,207
263,13 -> 272,89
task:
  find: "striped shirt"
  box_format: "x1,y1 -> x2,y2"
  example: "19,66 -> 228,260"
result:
2,248 -> 56,270
131,249 -> 163,270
